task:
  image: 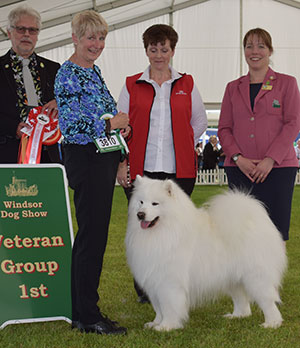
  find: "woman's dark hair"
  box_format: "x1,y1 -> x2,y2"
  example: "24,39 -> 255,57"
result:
143,24 -> 178,50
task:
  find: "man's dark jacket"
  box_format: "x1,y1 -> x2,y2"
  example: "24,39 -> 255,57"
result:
0,50 -> 60,163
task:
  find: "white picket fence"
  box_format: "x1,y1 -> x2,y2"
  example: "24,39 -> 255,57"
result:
196,169 -> 300,186
196,169 -> 228,185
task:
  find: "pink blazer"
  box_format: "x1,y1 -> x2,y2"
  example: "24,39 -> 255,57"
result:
218,67 -> 300,167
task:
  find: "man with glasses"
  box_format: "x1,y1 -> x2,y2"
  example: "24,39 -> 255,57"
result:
0,5 -> 61,163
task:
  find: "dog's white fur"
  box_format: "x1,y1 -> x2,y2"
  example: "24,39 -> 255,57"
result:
126,175 -> 287,331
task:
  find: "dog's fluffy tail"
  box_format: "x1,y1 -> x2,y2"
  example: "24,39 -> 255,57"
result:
205,189 -> 287,283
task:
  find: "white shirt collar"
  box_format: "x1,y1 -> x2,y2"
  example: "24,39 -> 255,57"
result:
138,65 -> 182,83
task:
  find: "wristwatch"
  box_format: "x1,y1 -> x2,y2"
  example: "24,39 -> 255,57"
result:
232,153 -> 241,162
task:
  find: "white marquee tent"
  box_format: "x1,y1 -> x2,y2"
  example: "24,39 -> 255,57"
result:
1,0 -> 300,125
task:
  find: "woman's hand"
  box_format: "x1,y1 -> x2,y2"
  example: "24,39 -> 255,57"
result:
110,112 -> 129,130
117,161 -> 131,188
41,99 -> 58,119
235,155 -> 257,182
250,157 -> 274,183
120,126 -> 131,138
16,121 -> 30,139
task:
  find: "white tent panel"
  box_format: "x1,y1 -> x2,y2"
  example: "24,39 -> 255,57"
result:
273,50 -> 300,81
174,0 -> 240,48
103,0 -> 170,23
243,0 -> 300,77
102,16 -> 169,91
174,48 -> 240,103
173,0 -> 240,103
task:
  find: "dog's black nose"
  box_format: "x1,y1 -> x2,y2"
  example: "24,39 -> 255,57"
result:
137,212 -> 145,221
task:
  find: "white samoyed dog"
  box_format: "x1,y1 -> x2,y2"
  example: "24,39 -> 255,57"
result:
125,175 -> 287,331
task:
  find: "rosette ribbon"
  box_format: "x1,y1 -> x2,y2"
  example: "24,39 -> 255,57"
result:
18,106 -> 61,164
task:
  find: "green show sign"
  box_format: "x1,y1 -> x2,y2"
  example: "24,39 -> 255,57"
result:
0,164 -> 73,329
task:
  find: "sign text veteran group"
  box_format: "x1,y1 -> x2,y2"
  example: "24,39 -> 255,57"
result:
0,164 -> 73,329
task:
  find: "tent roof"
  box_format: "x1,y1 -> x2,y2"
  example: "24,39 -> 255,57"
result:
1,0 -> 300,54
0,0 -> 213,53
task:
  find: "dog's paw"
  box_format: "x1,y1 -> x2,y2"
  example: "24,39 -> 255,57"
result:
153,322 -> 183,332
144,321 -> 158,329
153,325 -> 172,332
261,320 -> 282,329
224,310 -> 251,319
224,313 -> 236,319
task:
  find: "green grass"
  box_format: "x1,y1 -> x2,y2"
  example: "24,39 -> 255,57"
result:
1,185 -> 300,348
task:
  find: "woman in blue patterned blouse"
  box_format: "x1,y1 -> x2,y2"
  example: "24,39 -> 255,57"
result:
54,10 -> 128,335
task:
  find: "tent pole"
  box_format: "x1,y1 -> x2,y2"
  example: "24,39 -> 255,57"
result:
169,0 -> 175,67
240,0 -> 243,76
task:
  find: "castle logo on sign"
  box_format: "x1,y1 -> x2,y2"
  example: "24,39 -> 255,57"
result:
5,176 -> 38,197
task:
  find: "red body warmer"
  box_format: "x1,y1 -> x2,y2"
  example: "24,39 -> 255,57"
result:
126,73 -> 196,180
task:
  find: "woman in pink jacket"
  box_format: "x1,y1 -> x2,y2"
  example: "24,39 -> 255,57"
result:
218,28 -> 300,241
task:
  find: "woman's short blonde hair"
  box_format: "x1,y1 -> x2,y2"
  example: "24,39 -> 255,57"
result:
71,10 -> 108,39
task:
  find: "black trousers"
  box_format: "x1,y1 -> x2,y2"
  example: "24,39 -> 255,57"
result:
124,171 -> 196,297
225,166 -> 297,241
64,143 -> 120,324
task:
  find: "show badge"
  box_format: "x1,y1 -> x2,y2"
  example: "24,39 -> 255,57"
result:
94,113 -> 129,155
0,164 -> 73,329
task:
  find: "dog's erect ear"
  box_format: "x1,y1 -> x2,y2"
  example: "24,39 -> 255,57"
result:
164,180 -> 174,197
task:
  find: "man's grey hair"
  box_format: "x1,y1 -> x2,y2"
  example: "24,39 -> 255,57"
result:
7,5 -> 42,31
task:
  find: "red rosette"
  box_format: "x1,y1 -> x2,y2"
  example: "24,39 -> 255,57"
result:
18,106 -> 61,164
43,128 -> 62,145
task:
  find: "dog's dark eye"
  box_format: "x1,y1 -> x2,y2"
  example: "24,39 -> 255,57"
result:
140,200 -> 143,204
152,202 -> 159,206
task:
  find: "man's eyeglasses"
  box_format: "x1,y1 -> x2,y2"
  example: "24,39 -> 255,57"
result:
11,26 -> 40,35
